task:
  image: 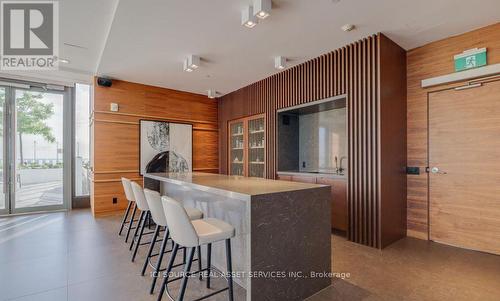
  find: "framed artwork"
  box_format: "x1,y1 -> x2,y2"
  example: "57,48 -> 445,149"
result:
139,120 -> 192,175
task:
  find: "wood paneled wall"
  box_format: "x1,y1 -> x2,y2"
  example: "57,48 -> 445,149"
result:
406,22 -> 500,239
91,78 -> 218,216
219,33 -> 407,248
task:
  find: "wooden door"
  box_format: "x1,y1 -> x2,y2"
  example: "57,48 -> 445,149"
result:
429,80 -> 500,255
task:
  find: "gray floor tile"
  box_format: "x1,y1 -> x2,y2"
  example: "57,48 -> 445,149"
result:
6,287 -> 67,301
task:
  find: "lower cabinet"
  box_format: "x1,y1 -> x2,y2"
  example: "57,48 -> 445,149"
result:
276,174 -> 348,232
276,175 -> 292,181
316,177 -> 348,232
290,175 -> 317,184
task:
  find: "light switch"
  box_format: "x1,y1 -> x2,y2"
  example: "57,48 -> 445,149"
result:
110,103 -> 119,112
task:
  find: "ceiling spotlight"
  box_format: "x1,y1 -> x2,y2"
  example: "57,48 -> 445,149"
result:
242,5 -> 258,28
188,55 -> 200,69
274,56 -> 287,70
253,0 -> 271,19
208,89 -> 217,99
183,58 -> 193,72
183,55 -> 200,72
341,24 -> 355,32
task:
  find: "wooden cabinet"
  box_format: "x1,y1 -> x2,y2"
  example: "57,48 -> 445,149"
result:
228,120 -> 245,176
291,175 -> 317,184
228,114 -> 265,178
276,175 -> 292,181
317,177 -> 348,232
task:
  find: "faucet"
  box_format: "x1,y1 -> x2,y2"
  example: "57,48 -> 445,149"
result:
338,156 -> 347,174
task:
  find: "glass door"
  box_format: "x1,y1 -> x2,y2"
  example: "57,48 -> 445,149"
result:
0,87 -> 7,215
11,88 -> 68,213
229,121 -> 245,176
247,116 -> 265,178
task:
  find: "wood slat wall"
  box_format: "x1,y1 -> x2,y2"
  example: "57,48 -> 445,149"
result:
91,78 -> 218,216
406,22 -> 500,239
219,33 -> 407,248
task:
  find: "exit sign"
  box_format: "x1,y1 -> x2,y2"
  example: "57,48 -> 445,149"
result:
454,48 -> 487,72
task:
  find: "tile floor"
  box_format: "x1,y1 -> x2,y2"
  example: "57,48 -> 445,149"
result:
0,210 -> 499,301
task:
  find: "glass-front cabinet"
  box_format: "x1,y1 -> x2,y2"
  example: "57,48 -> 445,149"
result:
247,117 -> 265,177
228,114 -> 265,178
229,121 -> 245,176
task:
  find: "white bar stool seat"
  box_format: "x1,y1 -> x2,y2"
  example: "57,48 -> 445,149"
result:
193,218 -> 235,245
158,196 -> 236,301
120,177 -> 139,242
143,189 -> 204,294
130,181 -> 152,261
185,207 -> 203,220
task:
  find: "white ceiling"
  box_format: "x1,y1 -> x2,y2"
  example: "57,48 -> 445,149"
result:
7,0 -> 500,92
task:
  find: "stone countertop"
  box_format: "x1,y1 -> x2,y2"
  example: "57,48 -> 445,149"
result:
144,172 -> 327,200
277,170 -> 347,179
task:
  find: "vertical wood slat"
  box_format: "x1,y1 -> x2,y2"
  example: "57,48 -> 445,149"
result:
218,35 -> 381,247
374,36 -> 381,248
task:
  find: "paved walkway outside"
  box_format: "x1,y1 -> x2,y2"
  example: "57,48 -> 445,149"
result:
0,181 -> 62,210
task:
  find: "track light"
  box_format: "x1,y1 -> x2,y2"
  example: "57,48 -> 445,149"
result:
189,55 -> 200,69
183,55 -> 200,72
183,58 -> 193,72
241,5 -> 258,28
253,0 -> 271,19
341,24 -> 355,32
208,89 -> 217,99
274,56 -> 286,70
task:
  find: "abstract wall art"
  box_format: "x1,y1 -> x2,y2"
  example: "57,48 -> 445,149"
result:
139,120 -> 192,175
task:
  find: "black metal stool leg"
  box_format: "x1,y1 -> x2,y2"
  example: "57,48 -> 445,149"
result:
142,224 -> 161,276
130,210 -> 145,250
150,228 -> 170,294
177,247 -> 195,301
157,243 -> 179,301
125,204 -> 137,243
197,246 -> 202,280
206,243 -> 212,288
132,211 -> 148,261
225,239 -> 234,301
118,200 -> 132,236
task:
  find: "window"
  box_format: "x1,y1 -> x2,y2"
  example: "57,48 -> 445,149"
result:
74,83 -> 90,197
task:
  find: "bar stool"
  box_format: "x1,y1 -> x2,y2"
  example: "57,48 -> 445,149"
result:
129,181 -> 154,262
158,196 -> 236,301
143,189 -> 204,294
120,177 -> 138,243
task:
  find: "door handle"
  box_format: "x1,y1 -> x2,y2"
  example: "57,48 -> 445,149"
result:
430,167 -> 447,174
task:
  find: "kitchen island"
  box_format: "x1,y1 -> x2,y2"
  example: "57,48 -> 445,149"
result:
144,172 -> 331,301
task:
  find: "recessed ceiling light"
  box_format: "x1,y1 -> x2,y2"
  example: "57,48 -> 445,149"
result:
253,0 -> 271,19
242,5 -> 258,28
341,24 -> 355,32
59,58 -> 70,64
208,89 -> 217,99
274,56 -> 286,70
